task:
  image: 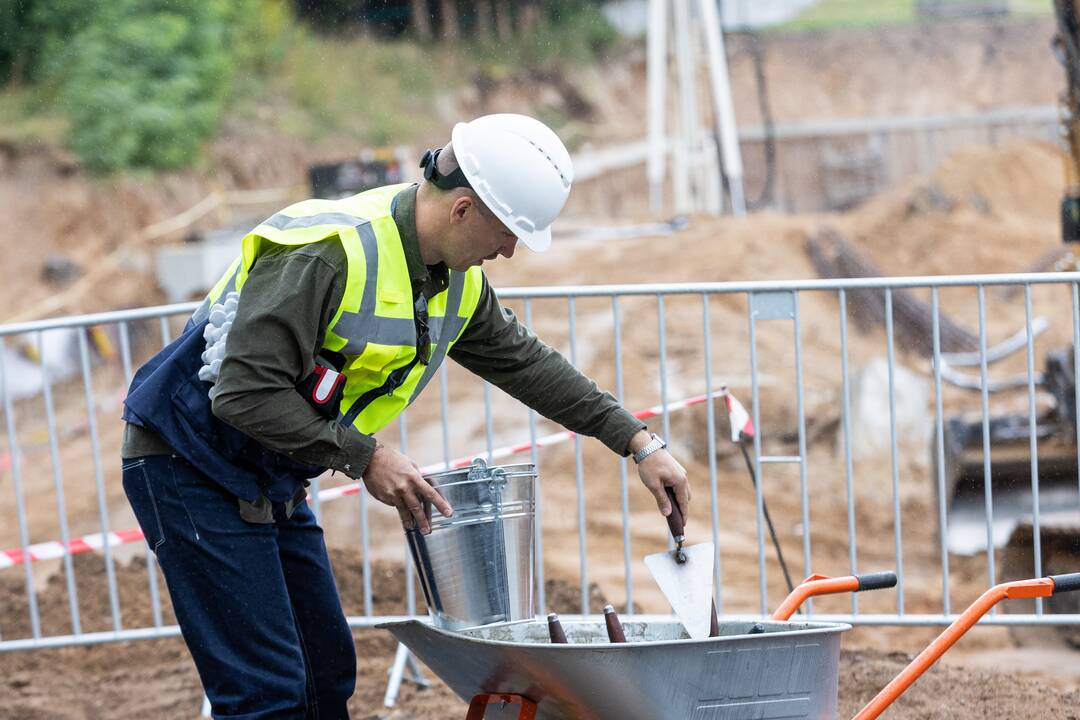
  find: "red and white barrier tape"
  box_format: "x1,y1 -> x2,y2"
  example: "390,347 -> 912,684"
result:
0,388 -> 741,569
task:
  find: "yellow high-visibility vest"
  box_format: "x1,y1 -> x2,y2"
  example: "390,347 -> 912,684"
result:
195,183 -> 484,434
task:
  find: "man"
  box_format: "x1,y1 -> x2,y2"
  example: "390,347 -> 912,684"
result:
120,114 -> 690,719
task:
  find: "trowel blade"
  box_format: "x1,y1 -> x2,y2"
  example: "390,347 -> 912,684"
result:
644,542 -> 715,640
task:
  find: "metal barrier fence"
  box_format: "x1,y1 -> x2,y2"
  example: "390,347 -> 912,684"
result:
2,272 -> 1080,659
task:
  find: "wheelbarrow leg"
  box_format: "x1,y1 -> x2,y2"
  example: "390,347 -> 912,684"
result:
466,693 -> 538,720
383,642 -> 429,707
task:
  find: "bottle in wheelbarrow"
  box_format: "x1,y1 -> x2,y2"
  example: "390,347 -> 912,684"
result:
604,605 -> 627,643
547,613 -> 568,644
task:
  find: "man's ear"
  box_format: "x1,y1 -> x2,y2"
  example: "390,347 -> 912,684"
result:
449,195 -> 473,225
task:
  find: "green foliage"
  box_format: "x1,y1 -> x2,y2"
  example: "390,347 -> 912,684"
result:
529,0 -> 618,67
473,0 -> 619,77
54,0 -> 290,173
780,0 -> 1050,32
271,28 -> 442,144
0,0 -> 97,85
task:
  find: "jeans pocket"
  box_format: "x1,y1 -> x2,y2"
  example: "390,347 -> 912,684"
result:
121,459 -> 167,552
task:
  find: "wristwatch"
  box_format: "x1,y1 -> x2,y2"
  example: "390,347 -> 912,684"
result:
632,433 -> 667,464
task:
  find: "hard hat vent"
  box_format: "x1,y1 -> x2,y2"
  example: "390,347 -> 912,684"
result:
527,137 -> 570,186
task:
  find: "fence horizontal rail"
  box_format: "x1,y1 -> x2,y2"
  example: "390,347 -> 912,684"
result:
6,272 -> 1080,337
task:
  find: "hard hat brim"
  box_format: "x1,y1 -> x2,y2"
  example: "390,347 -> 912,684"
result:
518,225 -> 551,253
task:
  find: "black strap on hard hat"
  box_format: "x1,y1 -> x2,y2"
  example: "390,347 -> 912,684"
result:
420,148 -> 473,191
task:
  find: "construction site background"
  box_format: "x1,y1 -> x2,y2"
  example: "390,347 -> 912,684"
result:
3,3 -> 1080,719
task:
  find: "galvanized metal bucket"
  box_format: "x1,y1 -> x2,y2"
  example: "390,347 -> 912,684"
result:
406,459 -> 536,631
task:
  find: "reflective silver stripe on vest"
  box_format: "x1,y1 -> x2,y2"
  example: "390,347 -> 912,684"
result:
409,271 -> 466,403
425,314 -> 468,341
261,211 -> 367,231
191,265 -> 241,324
334,222 -> 416,353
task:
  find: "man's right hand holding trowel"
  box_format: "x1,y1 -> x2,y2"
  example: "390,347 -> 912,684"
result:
628,429 -> 692,522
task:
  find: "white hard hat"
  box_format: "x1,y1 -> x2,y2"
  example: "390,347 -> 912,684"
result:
451,114 -> 573,252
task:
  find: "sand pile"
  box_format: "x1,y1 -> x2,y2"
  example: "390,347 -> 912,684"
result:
842,139 -> 1064,276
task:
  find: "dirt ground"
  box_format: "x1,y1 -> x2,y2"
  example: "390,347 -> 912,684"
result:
2,552 -> 1080,720
1,13 -> 1079,720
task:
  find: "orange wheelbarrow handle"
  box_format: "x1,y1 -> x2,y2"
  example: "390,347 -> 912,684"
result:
772,571 -> 897,621
853,573 -> 1080,719
466,692 -> 538,720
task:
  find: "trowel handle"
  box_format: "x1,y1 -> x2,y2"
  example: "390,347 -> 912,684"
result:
664,487 -> 685,540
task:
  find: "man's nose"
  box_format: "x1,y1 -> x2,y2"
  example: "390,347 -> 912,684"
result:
499,238 -> 518,259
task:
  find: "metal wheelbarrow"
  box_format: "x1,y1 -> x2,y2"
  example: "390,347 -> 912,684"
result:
381,571 -> 1080,719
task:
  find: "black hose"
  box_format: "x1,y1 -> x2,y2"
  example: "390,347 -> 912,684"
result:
732,30 -> 777,210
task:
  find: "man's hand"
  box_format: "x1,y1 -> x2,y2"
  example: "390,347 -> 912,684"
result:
628,430 -> 690,524
361,445 -> 453,534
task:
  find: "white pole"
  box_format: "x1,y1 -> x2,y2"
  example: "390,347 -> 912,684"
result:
699,0 -> 747,216
673,0 -> 697,213
646,0 -> 668,213
688,3 -> 721,214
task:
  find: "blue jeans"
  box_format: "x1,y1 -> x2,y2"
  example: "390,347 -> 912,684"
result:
122,455 -> 356,719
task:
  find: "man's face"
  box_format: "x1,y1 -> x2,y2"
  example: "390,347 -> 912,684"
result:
444,196 -> 519,272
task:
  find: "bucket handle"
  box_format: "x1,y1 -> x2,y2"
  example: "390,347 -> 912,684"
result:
466,693 -> 538,720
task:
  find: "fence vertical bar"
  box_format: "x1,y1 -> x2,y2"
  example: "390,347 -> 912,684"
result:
568,296 -> 588,615
159,316 -> 172,345
931,287 -> 950,616
1024,284 -> 1043,614
40,331 -> 82,634
135,321 -> 166,628
311,475 -> 322,525
702,295 -> 723,612
977,287 -> 996,608
439,366 -> 452,468
518,297 -> 544,613
78,328 -> 123,631
885,290 -> 905,616
657,295 -> 671,444
613,297 -> 634,615
360,488 -> 372,617
793,293 -> 811,616
658,293 -> 677,561
747,294 -> 768,615
1073,283 -> 1080,519
483,382 -> 494,462
838,289 -> 858,615
399,415 -> 415,617
0,337 -> 41,639
524,299 -> 545,615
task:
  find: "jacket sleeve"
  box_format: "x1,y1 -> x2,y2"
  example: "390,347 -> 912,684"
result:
448,275 -> 645,456
210,242 -> 377,478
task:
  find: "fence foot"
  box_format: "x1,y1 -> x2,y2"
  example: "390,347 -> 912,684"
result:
383,642 -> 428,707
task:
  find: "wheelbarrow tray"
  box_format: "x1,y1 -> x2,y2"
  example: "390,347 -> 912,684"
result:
380,617 -> 851,719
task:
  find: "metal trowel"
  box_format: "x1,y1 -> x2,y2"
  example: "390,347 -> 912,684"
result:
644,487 -> 715,640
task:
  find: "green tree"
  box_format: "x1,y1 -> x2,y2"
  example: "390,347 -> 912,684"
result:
57,0 -> 288,172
